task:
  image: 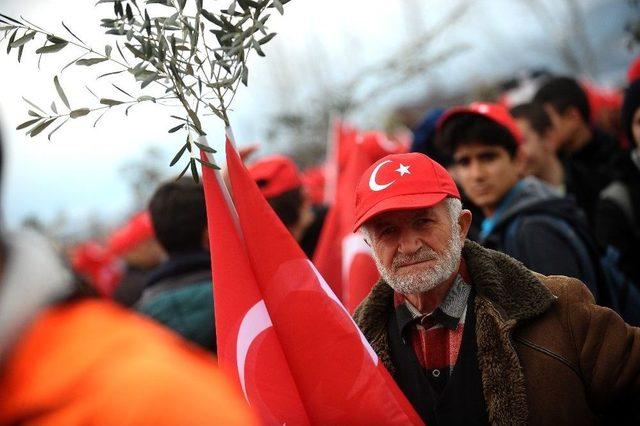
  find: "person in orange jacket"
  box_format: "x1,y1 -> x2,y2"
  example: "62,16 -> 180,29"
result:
0,125 -> 257,426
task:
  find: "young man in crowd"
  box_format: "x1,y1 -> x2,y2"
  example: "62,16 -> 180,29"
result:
248,155 -> 327,258
510,102 -> 566,194
0,122 -> 255,425
436,102 -> 600,295
136,178 -> 216,353
534,76 -> 622,222
595,78 -> 640,284
353,152 -> 640,425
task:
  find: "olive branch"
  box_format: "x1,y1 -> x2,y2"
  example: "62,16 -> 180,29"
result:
0,0 -> 290,181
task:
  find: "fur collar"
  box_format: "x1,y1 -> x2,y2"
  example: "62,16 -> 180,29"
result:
353,240 -> 555,425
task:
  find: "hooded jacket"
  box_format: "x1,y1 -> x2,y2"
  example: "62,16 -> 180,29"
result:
137,250 -> 215,353
354,240 -> 640,425
480,176 -> 599,296
0,232 -> 255,425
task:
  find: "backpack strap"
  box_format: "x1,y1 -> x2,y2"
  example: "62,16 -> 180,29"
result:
504,214 -> 601,301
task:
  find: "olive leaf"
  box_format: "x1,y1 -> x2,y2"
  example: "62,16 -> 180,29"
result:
53,76 -> 70,109
2,0 -> 291,174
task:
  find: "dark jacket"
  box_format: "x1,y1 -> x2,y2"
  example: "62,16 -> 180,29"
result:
562,127 -> 622,224
480,177 -> 599,294
596,152 -> 640,283
112,265 -> 152,307
354,240 -> 640,425
136,251 -> 215,353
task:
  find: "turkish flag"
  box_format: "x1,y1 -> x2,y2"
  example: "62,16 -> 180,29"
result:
314,131 -> 406,312
202,144 -> 310,425
206,134 -> 423,425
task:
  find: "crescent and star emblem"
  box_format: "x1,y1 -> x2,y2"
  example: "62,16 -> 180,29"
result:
368,160 -> 411,192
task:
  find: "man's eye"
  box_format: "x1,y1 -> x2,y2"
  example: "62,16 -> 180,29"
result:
454,157 -> 470,167
378,227 -> 396,237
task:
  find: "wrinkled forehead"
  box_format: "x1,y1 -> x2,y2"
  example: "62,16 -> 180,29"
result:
366,201 -> 449,228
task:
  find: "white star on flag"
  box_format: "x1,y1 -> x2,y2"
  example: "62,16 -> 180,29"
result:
395,164 -> 410,176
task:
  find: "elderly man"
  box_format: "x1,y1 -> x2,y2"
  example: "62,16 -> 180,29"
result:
353,152 -> 640,425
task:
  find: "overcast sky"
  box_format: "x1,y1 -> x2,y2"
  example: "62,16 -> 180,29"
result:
0,0 -> 632,233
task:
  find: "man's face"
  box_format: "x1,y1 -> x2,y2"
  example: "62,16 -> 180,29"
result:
453,142 -> 522,216
365,202 -> 465,295
515,118 -> 548,177
543,105 -> 577,152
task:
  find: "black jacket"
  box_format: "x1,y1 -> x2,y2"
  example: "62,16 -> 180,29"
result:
562,127 -> 622,224
480,177 -> 599,296
596,151 -> 640,283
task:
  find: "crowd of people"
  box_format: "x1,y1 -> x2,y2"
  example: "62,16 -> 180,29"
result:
1,61 -> 640,424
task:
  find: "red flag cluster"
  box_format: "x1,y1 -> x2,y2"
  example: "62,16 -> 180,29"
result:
202,135 -> 421,425
314,121 -> 408,312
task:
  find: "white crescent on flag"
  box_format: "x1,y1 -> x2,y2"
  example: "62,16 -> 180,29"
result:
236,300 -> 273,401
369,160 -> 395,192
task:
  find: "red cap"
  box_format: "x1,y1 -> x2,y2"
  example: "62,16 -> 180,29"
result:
438,102 -> 522,145
107,211 -> 154,256
301,165 -> 326,205
353,152 -> 460,231
629,56 -> 640,83
70,241 -> 123,297
248,155 -> 302,198
358,131 -> 406,159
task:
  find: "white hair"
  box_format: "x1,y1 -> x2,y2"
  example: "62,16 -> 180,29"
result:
445,197 -> 463,226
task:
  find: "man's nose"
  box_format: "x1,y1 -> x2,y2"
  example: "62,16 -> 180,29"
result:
467,159 -> 485,181
397,229 -> 422,254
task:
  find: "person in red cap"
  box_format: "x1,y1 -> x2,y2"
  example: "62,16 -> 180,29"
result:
533,76 -> 624,223
69,241 -> 124,297
436,102 -> 601,294
108,211 -> 165,307
248,155 -> 327,258
352,152 -> 640,425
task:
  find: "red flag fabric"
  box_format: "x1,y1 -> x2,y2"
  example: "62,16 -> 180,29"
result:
202,147 -> 310,425
314,131 -> 406,312
207,135 -> 423,425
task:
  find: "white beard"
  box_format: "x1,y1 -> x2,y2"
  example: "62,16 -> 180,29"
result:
374,223 -> 463,295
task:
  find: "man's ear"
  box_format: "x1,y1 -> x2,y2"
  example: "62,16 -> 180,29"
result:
458,209 -> 473,242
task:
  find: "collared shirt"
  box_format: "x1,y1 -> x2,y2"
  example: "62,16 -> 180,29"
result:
394,271 -> 472,393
